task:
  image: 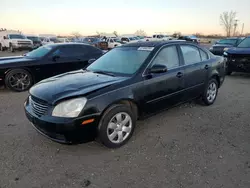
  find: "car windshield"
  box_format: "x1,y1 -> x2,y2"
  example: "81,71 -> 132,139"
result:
27,36 -> 40,41
217,39 -> 237,45
87,47 -> 151,76
25,46 -> 52,58
9,34 -> 26,39
129,37 -> 135,40
237,37 -> 250,48
50,38 -> 60,43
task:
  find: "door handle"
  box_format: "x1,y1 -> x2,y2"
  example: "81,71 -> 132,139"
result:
204,65 -> 209,69
176,72 -> 183,78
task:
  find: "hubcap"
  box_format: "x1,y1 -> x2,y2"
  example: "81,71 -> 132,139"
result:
9,72 -> 31,91
107,112 -> 132,144
207,82 -> 217,103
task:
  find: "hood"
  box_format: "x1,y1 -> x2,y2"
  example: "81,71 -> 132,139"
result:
227,47 -> 250,55
0,56 -> 36,68
213,44 -> 234,48
29,70 -> 128,104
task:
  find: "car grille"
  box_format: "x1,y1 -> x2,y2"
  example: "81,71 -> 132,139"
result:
17,41 -> 31,45
30,97 -> 49,117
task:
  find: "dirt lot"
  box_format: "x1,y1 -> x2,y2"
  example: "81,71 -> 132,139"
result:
0,50 -> 250,188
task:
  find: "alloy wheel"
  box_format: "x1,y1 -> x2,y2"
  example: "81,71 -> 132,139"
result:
207,82 -> 217,103
8,72 -> 31,91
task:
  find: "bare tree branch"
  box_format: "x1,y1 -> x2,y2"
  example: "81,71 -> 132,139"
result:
135,29 -> 147,36
220,11 -> 237,37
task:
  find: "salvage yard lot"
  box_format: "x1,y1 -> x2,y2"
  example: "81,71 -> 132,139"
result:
0,51 -> 250,188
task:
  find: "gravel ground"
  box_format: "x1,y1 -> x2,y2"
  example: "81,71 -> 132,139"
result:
0,50 -> 250,188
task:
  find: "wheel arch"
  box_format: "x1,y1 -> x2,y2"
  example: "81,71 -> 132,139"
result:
100,98 -> 140,121
210,74 -> 220,88
4,67 -> 35,83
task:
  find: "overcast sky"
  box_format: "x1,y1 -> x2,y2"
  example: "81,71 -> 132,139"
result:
0,0 -> 249,35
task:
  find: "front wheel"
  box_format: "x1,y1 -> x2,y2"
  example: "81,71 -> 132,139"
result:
5,69 -> 33,92
98,104 -> 136,148
202,79 -> 218,105
9,44 -> 14,52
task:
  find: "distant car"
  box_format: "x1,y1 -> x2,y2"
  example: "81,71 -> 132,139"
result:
223,36 -> 250,75
0,43 -> 103,92
82,37 -> 108,51
41,37 -> 60,45
26,35 -> 42,49
102,37 -> 122,49
57,38 -> 70,43
120,37 -> 139,43
209,37 -> 244,56
24,41 -> 226,148
178,35 -> 199,44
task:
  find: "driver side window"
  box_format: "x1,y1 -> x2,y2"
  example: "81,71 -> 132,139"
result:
152,45 -> 180,69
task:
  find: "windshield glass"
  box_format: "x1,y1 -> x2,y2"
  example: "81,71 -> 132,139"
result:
87,47 -> 151,76
9,34 -> 26,39
237,37 -> 250,48
26,46 -> 52,58
217,39 -> 237,45
50,38 -> 60,43
27,36 -> 40,41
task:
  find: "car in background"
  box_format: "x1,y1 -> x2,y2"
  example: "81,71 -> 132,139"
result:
152,34 -> 173,41
26,35 -> 42,49
0,43 -> 103,92
41,37 -> 60,45
223,36 -> 250,75
178,35 -> 199,44
57,38 -> 70,43
24,41 -> 225,148
209,37 -> 244,56
81,37 -> 108,51
0,30 -> 33,52
120,36 -> 140,43
102,37 -> 122,49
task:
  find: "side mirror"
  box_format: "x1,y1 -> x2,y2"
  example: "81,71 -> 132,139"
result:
3,36 -> 7,39
88,59 -> 96,64
52,55 -> 60,61
149,64 -> 167,74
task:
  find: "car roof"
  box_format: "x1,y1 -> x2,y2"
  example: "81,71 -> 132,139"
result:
121,40 -> 193,48
46,42 -> 94,47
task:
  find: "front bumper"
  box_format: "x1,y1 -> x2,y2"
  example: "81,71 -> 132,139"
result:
13,44 -> 33,50
24,100 -> 101,143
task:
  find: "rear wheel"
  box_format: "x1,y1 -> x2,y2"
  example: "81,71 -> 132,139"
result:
0,43 -> 3,51
5,69 -> 33,92
202,79 -> 218,105
97,104 -> 136,148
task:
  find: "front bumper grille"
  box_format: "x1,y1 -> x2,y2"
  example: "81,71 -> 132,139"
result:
30,97 -> 49,117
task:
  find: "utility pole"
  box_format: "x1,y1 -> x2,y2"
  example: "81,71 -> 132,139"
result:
241,23 -> 244,36
233,19 -> 239,36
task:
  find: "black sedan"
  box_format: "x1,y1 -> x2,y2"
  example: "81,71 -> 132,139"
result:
209,37 -> 244,56
0,43 -> 103,91
223,36 -> 250,75
24,41 -> 226,148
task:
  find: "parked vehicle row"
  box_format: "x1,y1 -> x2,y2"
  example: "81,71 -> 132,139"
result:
0,43 -> 104,91
23,41 -> 226,148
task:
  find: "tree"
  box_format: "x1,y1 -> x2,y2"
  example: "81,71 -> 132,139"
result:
71,31 -> 81,39
135,29 -> 147,36
113,31 -> 118,37
220,11 -> 237,37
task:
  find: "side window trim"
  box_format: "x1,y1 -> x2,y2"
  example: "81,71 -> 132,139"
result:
150,44 -> 181,70
199,49 -> 209,62
179,44 -> 202,66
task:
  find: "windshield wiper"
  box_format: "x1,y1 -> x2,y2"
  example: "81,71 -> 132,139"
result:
93,71 -> 115,77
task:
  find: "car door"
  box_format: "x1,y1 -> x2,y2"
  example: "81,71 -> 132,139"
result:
179,45 -> 210,100
47,45 -> 84,76
142,45 -> 185,113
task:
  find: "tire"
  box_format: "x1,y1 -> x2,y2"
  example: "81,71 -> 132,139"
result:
5,69 -> 33,92
202,78 -> 218,105
226,70 -> 232,75
97,104 -> 136,148
9,44 -> 14,52
0,43 -> 3,51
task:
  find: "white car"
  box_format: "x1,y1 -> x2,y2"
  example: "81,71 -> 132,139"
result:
57,38 -> 70,43
120,36 -> 140,44
0,31 -> 33,52
104,37 -> 122,49
40,37 -> 60,45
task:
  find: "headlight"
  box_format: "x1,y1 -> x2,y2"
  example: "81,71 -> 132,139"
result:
224,47 -> 229,51
52,98 -> 87,117
223,52 -> 228,56
209,47 -> 213,50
